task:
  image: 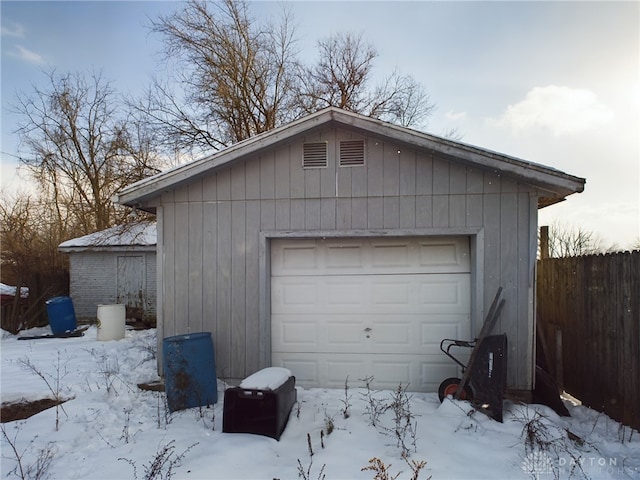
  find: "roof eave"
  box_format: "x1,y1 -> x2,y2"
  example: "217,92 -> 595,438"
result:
334,110 -> 586,199
58,245 -> 156,253
113,107 -> 585,208
114,109 -> 334,208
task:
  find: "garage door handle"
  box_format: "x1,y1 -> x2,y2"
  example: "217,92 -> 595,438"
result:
364,327 -> 372,332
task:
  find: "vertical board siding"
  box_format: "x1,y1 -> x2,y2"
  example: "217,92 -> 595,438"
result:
163,203 -> 176,339
416,153 -> 433,195
537,252 -> 640,431
202,201 -> 217,354
245,200 -> 261,374
383,143 -> 400,196
399,151 -> 416,196
231,201 -> 247,378
188,202 -> 204,332
174,203 -> 190,335
158,127 -> 536,390
216,201 -> 232,377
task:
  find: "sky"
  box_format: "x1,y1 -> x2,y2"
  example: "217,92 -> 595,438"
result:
1,1 -> 639,249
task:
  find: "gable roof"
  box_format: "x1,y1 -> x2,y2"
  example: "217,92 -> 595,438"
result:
58,220 -> 156,253
113,107 -> 585,211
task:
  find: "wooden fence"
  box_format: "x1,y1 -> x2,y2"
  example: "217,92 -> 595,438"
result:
536,250 -> 640,431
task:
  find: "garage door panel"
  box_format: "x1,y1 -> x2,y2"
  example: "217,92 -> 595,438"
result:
326,360 -> 367,387
326,245 -> 364,269
274,275 -> 469,315
421,361 -> 465,391
275,280 -> 318,308
371,276 -> 468,314
370,243 -> 411,268
373,321 -> 411,345
326,280 -> 368,306
273,353 -> 465,391
279,245 -> 319,271
274,315 -> 368,352
278,321 -> 319,347
272,237 -> 470,276
418,242 -> 467,269
371,280 -> 411,305
275,317 -> 471,355
275,357 -> 319,384
274,314 -> 445,352
417,277 -> 470,310
327,321 -> 368,347
420,320 -> 470,344
420,322 -> 470,353
271,237 -> 471,392
371,360 -> 412,387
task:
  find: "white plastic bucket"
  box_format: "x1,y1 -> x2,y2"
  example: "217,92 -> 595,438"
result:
97,304 -> 126,341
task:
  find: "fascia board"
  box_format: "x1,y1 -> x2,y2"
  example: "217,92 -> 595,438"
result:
333,111 -> 585,197
113,107 -> 585,206
114,109 -> 332,207
58,245 -> 156,254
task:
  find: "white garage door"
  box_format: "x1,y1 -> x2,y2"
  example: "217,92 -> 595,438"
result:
271,237 -> 471,391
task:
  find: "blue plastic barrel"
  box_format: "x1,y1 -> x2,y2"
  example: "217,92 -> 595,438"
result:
162,332 -> 218,412
45,296 -> 77,335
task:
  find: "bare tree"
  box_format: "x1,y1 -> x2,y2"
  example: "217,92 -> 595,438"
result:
298,32 -> 377,113
13,69 -> 161,232
142,0 -> 436,156
144,0 -> 299,154
0,192 -> 69,331
540,221 -> 607,258
300,32 -> 434,127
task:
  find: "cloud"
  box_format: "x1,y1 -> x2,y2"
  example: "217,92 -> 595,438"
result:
2,21 -> 45,64
8,44 -> 45,65
491,85 -> 614,135
445,110 -> 467,121
0,160 -> 37,197
1,21 -> 25,38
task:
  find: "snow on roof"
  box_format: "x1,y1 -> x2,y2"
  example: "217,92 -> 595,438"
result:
58,221 -> 156,249
0,283 -> 29,298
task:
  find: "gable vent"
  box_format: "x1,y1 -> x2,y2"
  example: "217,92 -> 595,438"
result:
303,142 -> 328,168
339,140 -> 365,167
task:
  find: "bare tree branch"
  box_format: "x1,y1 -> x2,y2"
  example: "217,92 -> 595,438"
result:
12,69 -> 162,232
140,2 -> 437,155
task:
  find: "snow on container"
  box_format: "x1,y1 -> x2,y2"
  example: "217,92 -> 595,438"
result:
223,367 -> 296,440
96,304 -> 126,341
162,332 -> 217,412
45,296 -> 77,335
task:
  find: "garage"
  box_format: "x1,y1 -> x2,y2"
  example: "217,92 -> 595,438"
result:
271,236 -> 471,391
115,107 -> 586,392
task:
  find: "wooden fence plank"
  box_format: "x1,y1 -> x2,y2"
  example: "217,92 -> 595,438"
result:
537,251 -> 639,431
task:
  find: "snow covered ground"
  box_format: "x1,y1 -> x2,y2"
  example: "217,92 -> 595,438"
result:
1,326 -> 638,479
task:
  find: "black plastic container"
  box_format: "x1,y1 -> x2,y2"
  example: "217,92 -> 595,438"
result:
223,371 -> 296,440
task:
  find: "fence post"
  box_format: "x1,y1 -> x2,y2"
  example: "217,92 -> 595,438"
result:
540,225 -> 549,259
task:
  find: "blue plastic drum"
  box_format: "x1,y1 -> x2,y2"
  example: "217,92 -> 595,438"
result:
162,332 -> 218,412
45,296 -> 77,335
